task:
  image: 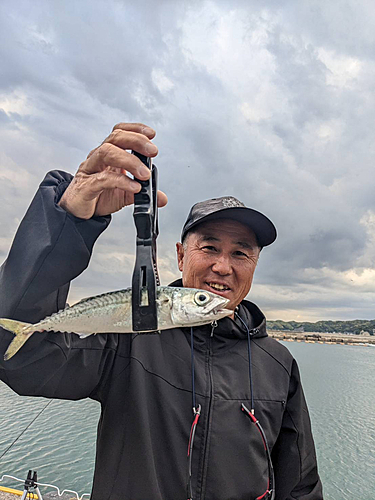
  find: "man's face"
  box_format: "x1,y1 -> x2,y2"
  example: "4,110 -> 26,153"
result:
176,219 -> 260,312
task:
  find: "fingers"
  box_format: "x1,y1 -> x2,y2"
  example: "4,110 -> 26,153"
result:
86,126 -> 156,161
94,188 -> 168,216
89,171 -> 167,208
157,190 -> 168,207
83,140 -> 157,181
102,129 -> 158,157
62,123 -> 166,219
85,168 -> 142,197
88,142 -> 151,176
112,122 -> 156,140
86,169 -> 168,208
83,125 -> 158,179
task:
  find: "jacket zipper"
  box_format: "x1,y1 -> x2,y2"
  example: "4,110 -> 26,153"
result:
198,321 -> 217,499
210,320 -> 218,337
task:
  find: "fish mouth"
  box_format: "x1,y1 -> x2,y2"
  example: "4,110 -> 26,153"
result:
201,296 -> 231,316
211,307 -> 233,318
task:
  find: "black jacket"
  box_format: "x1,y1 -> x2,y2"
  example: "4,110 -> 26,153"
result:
0,171 -> 323,500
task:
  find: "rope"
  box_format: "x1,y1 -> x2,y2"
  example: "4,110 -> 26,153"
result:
0,400 -> 53,460
190,327 -> 196,410
235,312 -> 255,411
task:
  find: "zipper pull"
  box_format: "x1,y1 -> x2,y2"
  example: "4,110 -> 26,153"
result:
210,320 -> 218,337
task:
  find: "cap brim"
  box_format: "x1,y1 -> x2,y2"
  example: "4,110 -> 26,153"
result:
183,207 -> 277,247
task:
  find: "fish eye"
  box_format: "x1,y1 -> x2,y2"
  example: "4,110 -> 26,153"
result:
194,292 -> 210,306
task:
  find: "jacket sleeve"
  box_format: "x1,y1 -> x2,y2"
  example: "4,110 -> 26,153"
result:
0,170 -> 119,401
272,359 -> 323,500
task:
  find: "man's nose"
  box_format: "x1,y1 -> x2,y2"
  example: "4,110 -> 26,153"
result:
211,255 -> 232,275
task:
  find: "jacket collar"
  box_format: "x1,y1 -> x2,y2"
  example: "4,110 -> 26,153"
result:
168,279 -> 268,340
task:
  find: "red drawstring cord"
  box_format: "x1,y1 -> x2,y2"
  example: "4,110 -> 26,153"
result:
241,404 -> 274,500
187,406 -> 201,456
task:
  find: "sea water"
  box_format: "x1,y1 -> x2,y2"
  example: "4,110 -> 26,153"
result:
0,341 -> 374,500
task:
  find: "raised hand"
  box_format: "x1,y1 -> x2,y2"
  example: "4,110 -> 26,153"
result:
58,123 -> 168,219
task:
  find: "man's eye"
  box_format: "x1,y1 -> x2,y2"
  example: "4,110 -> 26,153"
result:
202,245 -> 217,251
234,251 -> 248,257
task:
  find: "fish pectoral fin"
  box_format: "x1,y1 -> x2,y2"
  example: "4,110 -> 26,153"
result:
0,318 -> 34,361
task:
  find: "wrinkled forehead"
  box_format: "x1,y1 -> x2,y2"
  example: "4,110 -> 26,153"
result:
191,218 -> 259,246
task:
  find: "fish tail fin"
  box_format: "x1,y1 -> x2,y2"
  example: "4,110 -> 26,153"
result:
0,319 -> 33,360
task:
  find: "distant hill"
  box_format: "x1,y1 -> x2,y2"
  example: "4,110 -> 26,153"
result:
267,319 -> 375,335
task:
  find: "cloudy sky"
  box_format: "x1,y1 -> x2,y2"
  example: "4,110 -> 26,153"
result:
1,0 -> 375,321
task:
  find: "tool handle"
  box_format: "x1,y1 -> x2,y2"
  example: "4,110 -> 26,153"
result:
131,151 -> 159,331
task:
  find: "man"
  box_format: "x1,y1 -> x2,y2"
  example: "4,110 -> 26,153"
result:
0,123 -> 323,499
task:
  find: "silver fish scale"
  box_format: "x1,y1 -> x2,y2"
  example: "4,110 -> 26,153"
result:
43,289 -> 131,324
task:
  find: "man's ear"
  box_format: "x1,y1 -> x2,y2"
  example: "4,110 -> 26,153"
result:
176,242 -> 184,272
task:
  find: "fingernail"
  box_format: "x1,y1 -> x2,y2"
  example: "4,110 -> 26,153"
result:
138,165 -> 151,178
144,142 -> 158,155
142,126 -> 155,137
130,180 -> 141,192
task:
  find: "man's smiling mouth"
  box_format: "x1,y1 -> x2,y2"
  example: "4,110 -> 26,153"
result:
206,282 -> 231,292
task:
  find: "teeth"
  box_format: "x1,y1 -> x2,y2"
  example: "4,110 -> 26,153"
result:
208,283 -> 229,291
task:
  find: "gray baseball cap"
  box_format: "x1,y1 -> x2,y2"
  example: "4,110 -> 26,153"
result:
181,196 -> 277,247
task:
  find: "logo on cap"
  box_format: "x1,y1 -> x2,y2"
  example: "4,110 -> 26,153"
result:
222,197 -> 245,208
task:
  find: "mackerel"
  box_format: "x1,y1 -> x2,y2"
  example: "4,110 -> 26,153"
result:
0,286 -> 231,360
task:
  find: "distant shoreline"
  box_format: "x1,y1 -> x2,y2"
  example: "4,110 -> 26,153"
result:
269,330 -> 375,346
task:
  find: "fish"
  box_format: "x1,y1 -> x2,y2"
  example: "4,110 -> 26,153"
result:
0,286 -> 231,360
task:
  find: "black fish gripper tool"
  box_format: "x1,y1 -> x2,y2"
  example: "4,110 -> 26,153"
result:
131,150 -> 160,332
